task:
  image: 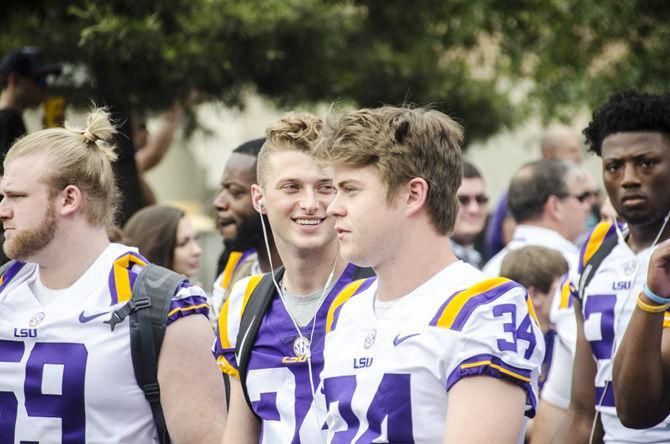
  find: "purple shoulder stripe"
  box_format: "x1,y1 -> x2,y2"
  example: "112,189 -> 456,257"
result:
0,261 -> 26,293
429,280 -> 522,331
167,294 -> 209,326
329,276 -> 376,333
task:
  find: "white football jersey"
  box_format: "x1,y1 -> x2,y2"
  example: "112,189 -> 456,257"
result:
0,243 -> 209,444
580,223 -> 670,442
210,249 -> 258,323
319,261 -> 544,443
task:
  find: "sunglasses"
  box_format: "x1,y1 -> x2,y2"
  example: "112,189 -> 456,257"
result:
565,190 -> 599,203
457,194 -> 489,206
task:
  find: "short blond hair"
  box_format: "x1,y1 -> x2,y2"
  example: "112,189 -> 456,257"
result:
5,108 -> 120,227
316,106 -> 464,235
256,112 -> 324,185
500,246 -> 569,294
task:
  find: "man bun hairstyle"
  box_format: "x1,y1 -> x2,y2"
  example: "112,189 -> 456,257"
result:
5,107 -> 121,228
75,109 -> 118,160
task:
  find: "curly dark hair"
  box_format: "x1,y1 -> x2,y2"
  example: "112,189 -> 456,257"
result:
584,90 -> 670,156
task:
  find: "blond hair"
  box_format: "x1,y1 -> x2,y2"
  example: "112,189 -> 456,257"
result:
257,112 -> 324,184
500,246 -> 569,294
316,106 -> 464,235
5,108 -> 121,227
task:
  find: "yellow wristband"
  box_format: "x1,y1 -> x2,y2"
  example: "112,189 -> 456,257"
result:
637,293 -> 670,313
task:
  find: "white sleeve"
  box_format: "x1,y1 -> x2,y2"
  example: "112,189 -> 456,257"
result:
438,280 -> 545,418
540,335 -> 573,409
543,274 -> 577,410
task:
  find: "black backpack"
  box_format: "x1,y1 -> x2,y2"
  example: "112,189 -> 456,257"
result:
232,265 -> 374,414
0,261 -> 185,444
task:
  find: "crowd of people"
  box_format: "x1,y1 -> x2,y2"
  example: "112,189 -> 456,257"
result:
1,45 -> 670,444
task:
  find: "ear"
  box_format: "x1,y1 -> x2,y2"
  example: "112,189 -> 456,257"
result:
59,185 -> 83,217
544,194 -> 563,221
404,177 -> 429,217
251,184 -> 266,214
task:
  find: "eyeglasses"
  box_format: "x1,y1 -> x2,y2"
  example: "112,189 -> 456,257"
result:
565,190 -> 599,203
457,194 -> 489,206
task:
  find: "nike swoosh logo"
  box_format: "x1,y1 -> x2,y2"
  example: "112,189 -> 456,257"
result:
78,310 -> 110,323
393,333 -> 420,346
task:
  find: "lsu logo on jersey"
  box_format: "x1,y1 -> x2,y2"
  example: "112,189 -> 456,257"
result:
612,281 -> 631,290
282,355 -> 308,364
13,328 -> 37,338
353,357 -> 373,369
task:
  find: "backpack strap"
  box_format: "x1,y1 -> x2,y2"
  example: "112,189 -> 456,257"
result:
576,234 -> 618,303
235,267 -> 285,418
106,263 -> 187,444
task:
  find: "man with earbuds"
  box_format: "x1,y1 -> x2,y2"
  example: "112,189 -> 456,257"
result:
215,113 -> 372,443
555,91 -> 670,443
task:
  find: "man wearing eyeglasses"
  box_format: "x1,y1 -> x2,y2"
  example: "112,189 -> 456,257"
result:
451,160 -> 489,268
483,158 -> 592,276
482,158 -> 592,442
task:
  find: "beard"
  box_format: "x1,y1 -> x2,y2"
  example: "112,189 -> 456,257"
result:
217,213 -> 272,275
223,213 -> 269,252
4,202 -> 58,261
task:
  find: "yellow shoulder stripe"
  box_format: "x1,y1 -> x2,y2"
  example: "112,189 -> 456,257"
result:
221,251 -> 244,290
326,279 -> 368,333
582,222 -> 613,268
217,355 -> 240,379
217,274 -> 263,350
434,277 -> 512,330
113,253 -> 147,303
241,274 -> 264,318
559,278 -> 572,310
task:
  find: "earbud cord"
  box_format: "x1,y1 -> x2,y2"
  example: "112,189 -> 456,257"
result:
259,210 -> 339,400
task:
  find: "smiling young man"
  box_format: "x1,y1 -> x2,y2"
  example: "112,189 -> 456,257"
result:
314,106 -> 544,443
554,91 -> 670,443
216,113 -> 372,443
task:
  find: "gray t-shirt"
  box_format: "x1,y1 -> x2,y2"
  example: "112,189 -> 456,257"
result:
282,280 -> 337,327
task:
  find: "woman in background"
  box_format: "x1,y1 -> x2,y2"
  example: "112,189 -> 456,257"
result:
123,205 -> 202,278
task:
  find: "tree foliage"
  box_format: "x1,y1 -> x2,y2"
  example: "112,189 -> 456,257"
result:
481,0 -> 670,120
1,0 -> 668,143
